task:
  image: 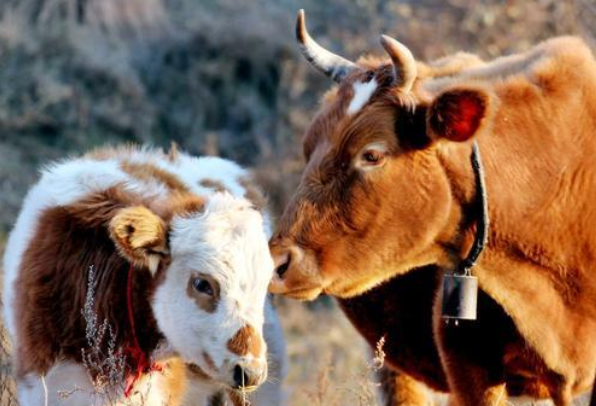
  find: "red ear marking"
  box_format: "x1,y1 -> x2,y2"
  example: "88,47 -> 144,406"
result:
429,89 -> 488,142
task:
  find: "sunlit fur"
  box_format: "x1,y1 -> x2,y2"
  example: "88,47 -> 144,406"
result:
272,36 -> 596,406
4,146 -> 284,405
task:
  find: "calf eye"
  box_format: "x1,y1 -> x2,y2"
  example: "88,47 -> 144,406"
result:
192,277 -> 214,296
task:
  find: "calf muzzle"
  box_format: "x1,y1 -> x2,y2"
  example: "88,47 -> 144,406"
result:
230,360 -> 267,392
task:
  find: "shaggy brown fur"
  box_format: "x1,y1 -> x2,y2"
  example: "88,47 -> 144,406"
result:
15,191 -> 163,378
121,161 -> 191,193
271,36 -> 596,406
200,176 -> 268,212
200,179 -> 228,193
240,176 -> 268,212
17,188 -> 211,379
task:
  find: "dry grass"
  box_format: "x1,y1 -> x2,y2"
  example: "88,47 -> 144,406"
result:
0,325 -> 17,406
78,266 -> 128,403
273,297 -> 373,406
0,241 -> 17,406
1,0 -> 595,231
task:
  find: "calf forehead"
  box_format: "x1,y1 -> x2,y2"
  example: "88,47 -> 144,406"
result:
168,199 -> 273,288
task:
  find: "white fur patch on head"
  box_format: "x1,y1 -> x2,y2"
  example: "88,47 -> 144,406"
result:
347,79 -> 378,115
152,192 -> 273,377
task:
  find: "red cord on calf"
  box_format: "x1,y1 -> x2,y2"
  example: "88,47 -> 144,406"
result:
124,264 -> 163,398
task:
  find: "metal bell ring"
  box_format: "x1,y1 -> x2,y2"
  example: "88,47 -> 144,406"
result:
442,271 -> 478,323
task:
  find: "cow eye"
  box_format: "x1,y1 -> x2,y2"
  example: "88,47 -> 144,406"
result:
363,150 -> 381,163
192,277 -> 214,296
355,143 -> 388,170
360,149 -> 386,166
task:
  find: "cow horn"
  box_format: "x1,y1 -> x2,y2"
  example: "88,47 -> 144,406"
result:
380,35 -> 417,93
296,9 -> 358,83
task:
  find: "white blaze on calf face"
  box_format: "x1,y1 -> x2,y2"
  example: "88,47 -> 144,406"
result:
152,193 -> 273,384
347,79 -> 378,115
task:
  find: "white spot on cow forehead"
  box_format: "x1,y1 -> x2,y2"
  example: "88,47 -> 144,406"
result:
347,79 -> 378,115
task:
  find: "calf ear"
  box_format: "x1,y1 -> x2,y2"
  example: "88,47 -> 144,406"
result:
109,206 -> 169,275
427,87 -> 491,143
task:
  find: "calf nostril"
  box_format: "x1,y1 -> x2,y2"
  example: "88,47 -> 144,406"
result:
275,253 -> 291,279
233,364 -> 250,388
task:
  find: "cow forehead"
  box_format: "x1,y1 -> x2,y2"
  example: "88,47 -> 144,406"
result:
306,68 -> 400,150
305,100 -> 399,163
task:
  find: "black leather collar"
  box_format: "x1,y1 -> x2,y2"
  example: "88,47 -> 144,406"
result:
441,141 -> 489,322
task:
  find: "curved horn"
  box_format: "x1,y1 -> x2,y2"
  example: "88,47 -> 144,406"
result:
296,9 -> 358,83
380,35 -> 417,93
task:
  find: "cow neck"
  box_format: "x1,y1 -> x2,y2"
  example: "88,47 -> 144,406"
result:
459,141 -> 489,274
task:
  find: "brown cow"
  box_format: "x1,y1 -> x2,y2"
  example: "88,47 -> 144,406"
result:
270,10 -> 596,406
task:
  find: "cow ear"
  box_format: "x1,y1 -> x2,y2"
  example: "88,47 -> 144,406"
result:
109,206 -> 169,276
427,87 -> 491,143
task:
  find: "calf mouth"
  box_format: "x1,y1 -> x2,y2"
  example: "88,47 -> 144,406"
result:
231,385 -> 259,394
186,363 -> 261,393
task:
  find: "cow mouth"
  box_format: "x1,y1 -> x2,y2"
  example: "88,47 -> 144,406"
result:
273,284 -> 323,301
269,268 -> 325,300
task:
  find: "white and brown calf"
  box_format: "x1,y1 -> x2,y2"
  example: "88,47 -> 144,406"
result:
2,146 -> 286,406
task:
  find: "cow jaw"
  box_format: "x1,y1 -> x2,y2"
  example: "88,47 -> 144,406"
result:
269,276 -> 323,300
269,245 -> 375,300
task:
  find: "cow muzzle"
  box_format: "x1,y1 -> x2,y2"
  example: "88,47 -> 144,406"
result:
269,244 -> 325,300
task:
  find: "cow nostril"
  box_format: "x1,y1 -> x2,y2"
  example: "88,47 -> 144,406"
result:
275,254 -> 291,279
233,364 -> 250,388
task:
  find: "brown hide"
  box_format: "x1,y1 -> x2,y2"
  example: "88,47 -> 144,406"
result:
15,189 -> 163,377
338,266 -> 447,391
339,266 -> 556,397
14,159 -> 210,378
272,33 -> 596,405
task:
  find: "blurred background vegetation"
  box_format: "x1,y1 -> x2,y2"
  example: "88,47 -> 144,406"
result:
1,0 -> 595,235
0,0 -> 595,404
